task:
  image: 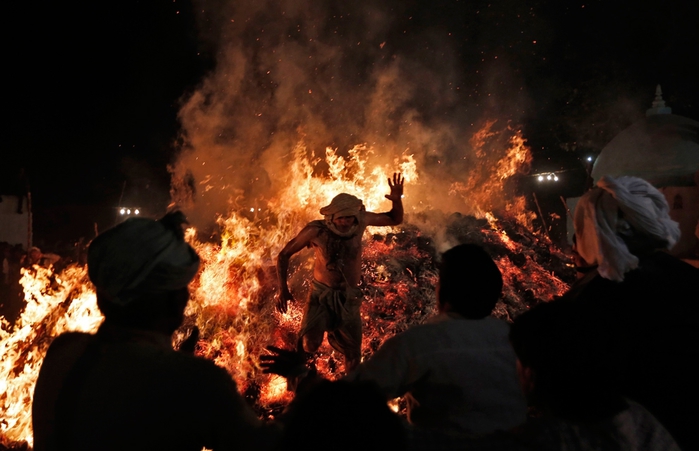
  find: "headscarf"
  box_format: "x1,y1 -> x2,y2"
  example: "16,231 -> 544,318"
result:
320,193 -> 365,237
574,175 -> 680,281
87,212 -> 200,306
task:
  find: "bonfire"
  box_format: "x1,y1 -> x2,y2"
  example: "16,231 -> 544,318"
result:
0,125 -> 575,448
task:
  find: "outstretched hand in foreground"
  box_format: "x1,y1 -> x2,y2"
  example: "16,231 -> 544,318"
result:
261,345 -> 322,394
260,345 -> 311,379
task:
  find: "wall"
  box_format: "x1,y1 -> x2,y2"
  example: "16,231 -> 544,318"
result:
0,195 -> 30,248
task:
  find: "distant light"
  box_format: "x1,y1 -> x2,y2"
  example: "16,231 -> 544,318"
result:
538,175 -> 544,181
134,209 -> 140,215
250,208 -> 255,213
258,208 -> 262,212
546,175 -> 552,180
553,176 -> 559,181
126,209 -> 131,214
587,156 -> 593,162
120,208 -> 126,215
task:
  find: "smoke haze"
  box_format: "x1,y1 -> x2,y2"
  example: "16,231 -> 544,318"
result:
170,0 -> 539,232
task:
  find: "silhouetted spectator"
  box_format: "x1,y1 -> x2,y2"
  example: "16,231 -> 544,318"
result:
32,211 -> 277,451
345,243 -> 526,435
558,175 -> 699,449
493,300 -> 680,451
21,246 -> 60,270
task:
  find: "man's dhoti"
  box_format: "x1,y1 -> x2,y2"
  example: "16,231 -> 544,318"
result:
298,280 -> 363,362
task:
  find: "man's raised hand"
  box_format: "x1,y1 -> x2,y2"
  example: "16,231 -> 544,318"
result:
386,172 -> 404,202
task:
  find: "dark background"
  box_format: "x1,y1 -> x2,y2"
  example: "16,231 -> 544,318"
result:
3,0 -> 698,249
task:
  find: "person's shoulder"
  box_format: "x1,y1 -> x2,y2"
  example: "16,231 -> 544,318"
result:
369,323 -> 426,352
301,220 -> 327,235
560,271 -> 621,306
37,332 -> 94,386
40,332 -> 93,369
624,252 -> 699,301
479,315 -> 513,332
616,401 -> 682,451
155,352 -> 242,394
426,312 -> 508,328
284,221 -> 326,246
46,331 -> 93,356
384,314 -> 452,341
446,315 -> 512,341
161,351 -> 229,377
642,252 -> 699,281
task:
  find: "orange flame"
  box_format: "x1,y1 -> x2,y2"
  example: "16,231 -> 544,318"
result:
0,265 -> 102,447
449,121 -> 533,223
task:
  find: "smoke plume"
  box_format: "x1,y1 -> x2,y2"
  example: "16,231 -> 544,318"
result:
170,0 -> 533,234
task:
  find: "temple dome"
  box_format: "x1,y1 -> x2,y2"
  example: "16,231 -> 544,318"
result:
592,86 -> 699,187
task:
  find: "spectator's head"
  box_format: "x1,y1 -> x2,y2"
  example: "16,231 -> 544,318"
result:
87,211 -> 200,333
27,246 -> 42,264
509,301 -> 627,421
437,243 -> 502,319
280,379 -> 406,451
574,175 -> 680,281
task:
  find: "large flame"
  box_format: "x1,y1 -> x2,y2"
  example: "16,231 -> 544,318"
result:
0,266 -> 102,447
0,124 -> 573,446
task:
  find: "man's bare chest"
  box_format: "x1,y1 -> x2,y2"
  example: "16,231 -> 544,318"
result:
310,231 -> 363,264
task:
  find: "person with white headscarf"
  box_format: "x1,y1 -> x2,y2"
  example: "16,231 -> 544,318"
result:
557,175 -> 699,450
572,175 -> 681,282
277,173 -> 404,372
33,211 -> 276,451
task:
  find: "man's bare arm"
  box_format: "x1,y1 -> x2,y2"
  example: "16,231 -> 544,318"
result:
276,225 -> 318,314
365,172 -> 404,227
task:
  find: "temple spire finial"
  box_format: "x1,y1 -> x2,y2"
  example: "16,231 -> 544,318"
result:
646,84 -> 672,116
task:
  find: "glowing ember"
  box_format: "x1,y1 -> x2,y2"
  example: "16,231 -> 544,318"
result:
0,125 -> 574,447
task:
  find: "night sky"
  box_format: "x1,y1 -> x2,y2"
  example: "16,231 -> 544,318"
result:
4,0 -> 698,247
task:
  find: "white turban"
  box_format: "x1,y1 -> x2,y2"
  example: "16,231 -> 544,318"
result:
574,175 -> 680,281
87,212 -> 200,306
320,193 -> 365,237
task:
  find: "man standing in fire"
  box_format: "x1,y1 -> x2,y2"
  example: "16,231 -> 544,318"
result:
276,173 -> 404,372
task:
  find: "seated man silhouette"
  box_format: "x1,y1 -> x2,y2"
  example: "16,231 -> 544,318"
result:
33,211 -> 276,451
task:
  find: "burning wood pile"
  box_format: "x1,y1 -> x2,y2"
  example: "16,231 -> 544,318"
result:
0,211 -> 573,448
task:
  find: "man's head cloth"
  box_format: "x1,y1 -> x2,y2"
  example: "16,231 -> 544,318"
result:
574,175 -> 680,281
320,193 -> 365,237
320,193 -> 364,220
87,211 -> 200,306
